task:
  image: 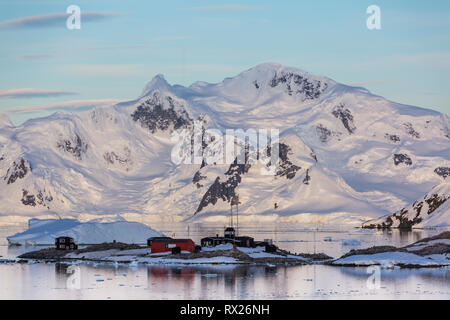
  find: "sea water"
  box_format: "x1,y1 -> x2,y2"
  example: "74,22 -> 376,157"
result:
0,223 -> 449,299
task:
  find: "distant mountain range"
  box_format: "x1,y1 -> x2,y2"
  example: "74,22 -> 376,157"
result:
0,63 -> 448,227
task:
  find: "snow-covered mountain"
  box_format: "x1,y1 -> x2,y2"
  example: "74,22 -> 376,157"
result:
0,63 -> 449,227
363,181 -> 450,229
0,112 -> 12,128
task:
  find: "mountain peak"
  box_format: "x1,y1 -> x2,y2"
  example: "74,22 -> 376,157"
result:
0,112 -> 12,128
251,62 -> 285,70
245,62 -> 331,82
203,62 -> 334,103
140,74 -> 171,97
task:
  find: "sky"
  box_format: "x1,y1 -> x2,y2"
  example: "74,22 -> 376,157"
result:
0,0 -> 449,125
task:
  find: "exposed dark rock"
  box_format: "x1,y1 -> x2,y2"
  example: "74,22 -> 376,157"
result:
332,104 -> 356,134
403,122 -> 420,139
21,189 -> 53,208
337,232 -> 450,264
18,248 -> 73,260
153,249 -> 306,266
380,207 -> 423,230
200,158 -> 206,169
104,148 -> 131,169
225,158 -> 251,177
4,158 -> 31,184
434,167 -> 450,179
253,80 -> 260,89
339,246 -> 400,259
425,194 -> 448,214
76,242 -> 142,253
412,201 -> 423,217
274,143 -> 300,179
363,191 -> 448,230
303,169 -> 311,185
385,133 -> 400,143
393,153 -> 412,166
57,134 -> 88,160
408,243 -> 450,256
18,242 -> 142,260
195,177 -> 224,214
315,124 -> 332,143
364,208 -> 419,230
295,252 -> 333,261
404,231 -> 450,256
131,92 -> 192,133
196,117 -> 209,168
195,155 -> 251,214
19,244 -> 318,266
192,170 -> 206,189
269,71 -> 327,100
427,231 -> 450,241
21,189 -> 36,206
395,212 -> 422,229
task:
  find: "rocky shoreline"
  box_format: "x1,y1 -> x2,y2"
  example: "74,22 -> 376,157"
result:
7,232 -> 450,269
331,231 -> 450,268
16,242 -> 332,266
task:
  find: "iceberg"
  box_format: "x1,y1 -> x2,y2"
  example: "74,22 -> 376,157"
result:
7,218 -> 164,246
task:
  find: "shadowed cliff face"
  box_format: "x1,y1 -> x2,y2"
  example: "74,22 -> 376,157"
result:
435,167 -> 450,179
195,142 -> 302,214
269,71 -> 328,99
21,189 -> 53,208
131,92 -> 192,133
4,158 -> 31,184
195,157 -> 251,215
275,143 -> 301,180
394,154 -> 412,166
57,134 -> 88,160
364,187 -> 449,230
332,104 -> 356,134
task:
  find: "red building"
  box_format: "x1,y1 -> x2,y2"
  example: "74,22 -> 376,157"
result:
149,238 -> 196,254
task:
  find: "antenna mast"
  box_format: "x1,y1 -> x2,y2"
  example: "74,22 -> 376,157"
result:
231,195 -> 240,236
236,202 -> 239,237
230,204 -> 233,228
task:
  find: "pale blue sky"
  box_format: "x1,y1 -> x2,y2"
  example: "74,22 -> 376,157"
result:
0,0 -> 449,124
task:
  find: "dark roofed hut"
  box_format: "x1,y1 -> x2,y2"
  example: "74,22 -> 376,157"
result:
55,236 -> 78,250
234,236 -> 255,248
147,236 -> 173,247
224,227 -> 235,239
201,227 -> 255,248
201,236 -> 230,247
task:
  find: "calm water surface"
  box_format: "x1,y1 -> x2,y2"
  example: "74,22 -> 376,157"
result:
0,223 -> 449,299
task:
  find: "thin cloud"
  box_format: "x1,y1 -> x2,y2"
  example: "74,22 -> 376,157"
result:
348,81 -> 397,86
152,36 -> 190,41
358,52 -> 450,71
62,64 -> 145,77
183,5 -> 260,12
395,53 -> 450,68
78,44 -> 152,50
0,88 -> 77,99
8,99 -> 121,114
17,53 -> 55,60
0,11 -> 122,30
